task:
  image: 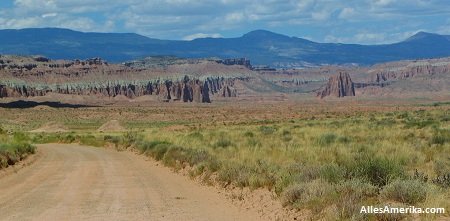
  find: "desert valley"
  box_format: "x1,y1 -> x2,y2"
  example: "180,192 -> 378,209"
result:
0,15 -> 449,220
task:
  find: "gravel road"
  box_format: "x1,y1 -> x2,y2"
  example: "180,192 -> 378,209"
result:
0,144 -> 261,221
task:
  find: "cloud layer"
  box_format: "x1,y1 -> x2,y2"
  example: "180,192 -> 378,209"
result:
0,0 -> 449,44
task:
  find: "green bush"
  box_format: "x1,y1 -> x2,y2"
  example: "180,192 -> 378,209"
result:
79,135 -> 105,147
136,140 -> 171,154
335,179 -> 377,219
380,179 -> 427,205
259,126 -> 277,135
122,131 -> 141,147
281,179 -> 335,210
147,143 -> 171,160
243,131 -> 254,137
316,133 -> 337,146
0,141 -> 36,168
162,146 -> 215,168
214,137 -> 233,148
320,164 -> 346,183
104,135 -> 121,146
187,131 -> 204,140
274,164 -> 322,195
218,160 -> 277,189
430,128 -> 450,145
348,154 -> 405,186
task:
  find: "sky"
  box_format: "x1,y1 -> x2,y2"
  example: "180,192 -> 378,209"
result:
0,0 -> 449,44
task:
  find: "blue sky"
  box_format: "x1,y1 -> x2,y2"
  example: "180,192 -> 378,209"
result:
0,0 -> 449,44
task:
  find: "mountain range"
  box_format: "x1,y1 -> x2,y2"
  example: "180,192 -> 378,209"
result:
1,28 -> 450,68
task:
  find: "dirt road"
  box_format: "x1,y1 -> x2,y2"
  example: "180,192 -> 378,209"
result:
0,144 -> 262,221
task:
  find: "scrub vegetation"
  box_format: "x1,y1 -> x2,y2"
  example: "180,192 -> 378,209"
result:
23,107 -> 450,220
0,127 -> 36,169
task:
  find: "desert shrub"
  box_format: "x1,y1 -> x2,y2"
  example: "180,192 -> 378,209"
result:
430,128 -> 450,145
62,133 -> 76,143
274,164 -> 322,195
380,179 -> 427,205
187,131 -> 203,140
191,155 -> 221,175
281,130 -> 293,142
243,131 -> 254,137
397,112 -> 409,119
218,160 -> 277,189
348,154 -> 405,186
281,179 -> 336,211
13,132 -> 30,143
433,159 -> 450,176
404,118 -> 437,129
0,141 -> 36,168
214,137 -> 233,148
259,126 -> 277,135
145,143 -> 171,160
316,133 -> 337,146
337,135 -> 352,143
247,138 -> 261,147
162,146 -> 215,168
432,173 -> 450,188
217,163 -> 250,187
104,135 -> 121,146
79,135 -> 105,147
374,118 -> 396,127
122,131 -> 141,147
135,140 -> 170,154
31,134 -> 61,144
320,163 -> 346,183
335,179 -> 378,219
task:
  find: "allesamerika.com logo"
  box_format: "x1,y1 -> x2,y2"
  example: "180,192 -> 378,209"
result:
360,205 -> 446,214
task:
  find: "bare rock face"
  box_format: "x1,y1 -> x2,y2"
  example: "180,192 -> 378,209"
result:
201,81 -> 211,103
157,82 -> 171,102
220,85 -> 237,97
192,81 -> 202,103
0,85 -> 7,98
318,72 -> 355,98
370,62 -> 450,83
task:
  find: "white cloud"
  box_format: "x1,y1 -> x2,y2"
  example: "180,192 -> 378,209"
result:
311,10 -> 331,21
225,12 -> 245,23
0,0 -> 448,43
42,13 -> 57,18
339,7 -> 355,19
183,33 -> 223,40
354,32 -> 386,43
372,0 -> 396,6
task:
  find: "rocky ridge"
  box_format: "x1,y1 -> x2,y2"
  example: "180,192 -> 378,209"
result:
0,56 -> 242,102
317,72 -> 355,98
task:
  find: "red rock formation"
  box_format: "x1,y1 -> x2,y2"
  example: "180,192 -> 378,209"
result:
371,63 -> 450,83
317,72 -> 355,98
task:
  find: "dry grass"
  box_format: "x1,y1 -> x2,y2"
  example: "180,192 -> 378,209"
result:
1,100 -> 449,220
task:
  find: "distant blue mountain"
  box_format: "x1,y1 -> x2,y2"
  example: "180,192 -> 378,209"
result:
1,28 -> 450,67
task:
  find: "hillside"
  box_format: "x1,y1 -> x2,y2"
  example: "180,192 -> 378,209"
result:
0,55 -> 449,103
1,28 -> 450,68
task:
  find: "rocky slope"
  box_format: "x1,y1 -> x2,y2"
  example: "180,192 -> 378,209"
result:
317,72 -> 355,98
0,55 -> 246,102
0,55 -> 448,101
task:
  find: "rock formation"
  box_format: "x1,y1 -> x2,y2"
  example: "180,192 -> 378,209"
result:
0,56 -> 247,103
370,62 -> 450,83
0,76 -> 235,103
317,72 -> 355,98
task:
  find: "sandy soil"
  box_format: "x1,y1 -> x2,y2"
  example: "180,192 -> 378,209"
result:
0,144 -> 263,221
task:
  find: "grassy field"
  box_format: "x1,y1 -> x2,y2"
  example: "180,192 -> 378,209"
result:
16,104 -> 449,220
0,127 -> 36,169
